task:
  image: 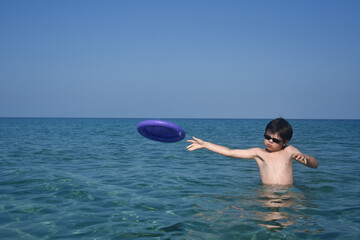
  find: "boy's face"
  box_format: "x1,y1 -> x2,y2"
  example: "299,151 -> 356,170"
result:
264,132 -> 287,152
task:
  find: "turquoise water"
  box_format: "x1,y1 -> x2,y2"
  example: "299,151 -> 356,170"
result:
1,118 -> 359,239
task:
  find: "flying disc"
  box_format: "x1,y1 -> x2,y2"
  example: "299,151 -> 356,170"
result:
137,120 -> 186,143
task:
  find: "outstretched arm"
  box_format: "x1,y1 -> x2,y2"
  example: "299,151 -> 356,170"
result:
187,137 -> 257,159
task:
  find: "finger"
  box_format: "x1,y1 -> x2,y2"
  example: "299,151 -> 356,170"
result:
187,144 -> 197,150
193,136 -> 201,141
187,146 -> 195,151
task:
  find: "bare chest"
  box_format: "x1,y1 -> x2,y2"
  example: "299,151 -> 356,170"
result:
256,150 -> 293,173
255,150 -> 294,185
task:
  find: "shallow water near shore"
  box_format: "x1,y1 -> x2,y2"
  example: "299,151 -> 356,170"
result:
1,118 -> 359,239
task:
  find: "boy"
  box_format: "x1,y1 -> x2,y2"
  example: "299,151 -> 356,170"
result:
186,118 -> 318,185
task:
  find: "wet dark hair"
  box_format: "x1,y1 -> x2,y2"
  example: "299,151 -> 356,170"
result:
265,118 -> 293,142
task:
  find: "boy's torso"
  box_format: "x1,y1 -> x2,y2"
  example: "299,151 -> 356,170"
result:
254,146 -> 295,185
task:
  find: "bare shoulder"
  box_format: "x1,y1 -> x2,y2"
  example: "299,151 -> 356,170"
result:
253,147 -> 267,154
250,147 -> 267,158
284,145 -> 301,155
250,147 -> 265,154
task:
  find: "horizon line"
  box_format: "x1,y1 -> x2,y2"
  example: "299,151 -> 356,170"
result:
0,116 -> 359,120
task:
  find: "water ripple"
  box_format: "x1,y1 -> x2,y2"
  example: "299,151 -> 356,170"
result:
1,118 -> 360,239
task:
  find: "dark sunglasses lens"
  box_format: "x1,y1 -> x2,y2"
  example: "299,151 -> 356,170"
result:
264,134 -> 281,143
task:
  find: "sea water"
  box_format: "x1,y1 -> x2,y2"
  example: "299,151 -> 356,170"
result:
0,118 -> 359,239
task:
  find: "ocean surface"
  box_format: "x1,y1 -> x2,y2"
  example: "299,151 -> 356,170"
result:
1,118 -> 359,239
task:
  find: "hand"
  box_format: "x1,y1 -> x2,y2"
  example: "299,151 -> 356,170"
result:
186,137 -> 205,151
293,152 -> 308,165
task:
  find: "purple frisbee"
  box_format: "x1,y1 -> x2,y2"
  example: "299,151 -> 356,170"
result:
137,120 -> 186,143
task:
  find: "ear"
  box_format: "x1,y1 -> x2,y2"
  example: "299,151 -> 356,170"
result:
283,140 -> 289,147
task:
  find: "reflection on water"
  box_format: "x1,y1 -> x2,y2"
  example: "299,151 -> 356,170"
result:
189,185 -> 324,237
254,185 -> 302,231
254,185 -> 325,233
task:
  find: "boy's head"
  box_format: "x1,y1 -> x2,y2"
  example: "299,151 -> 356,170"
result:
265,118 -> 293,143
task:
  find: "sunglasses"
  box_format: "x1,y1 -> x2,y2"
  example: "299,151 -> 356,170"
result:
264,134 -> 283,144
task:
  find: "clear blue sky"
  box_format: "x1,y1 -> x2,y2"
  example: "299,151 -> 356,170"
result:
1,0 -> 359,119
